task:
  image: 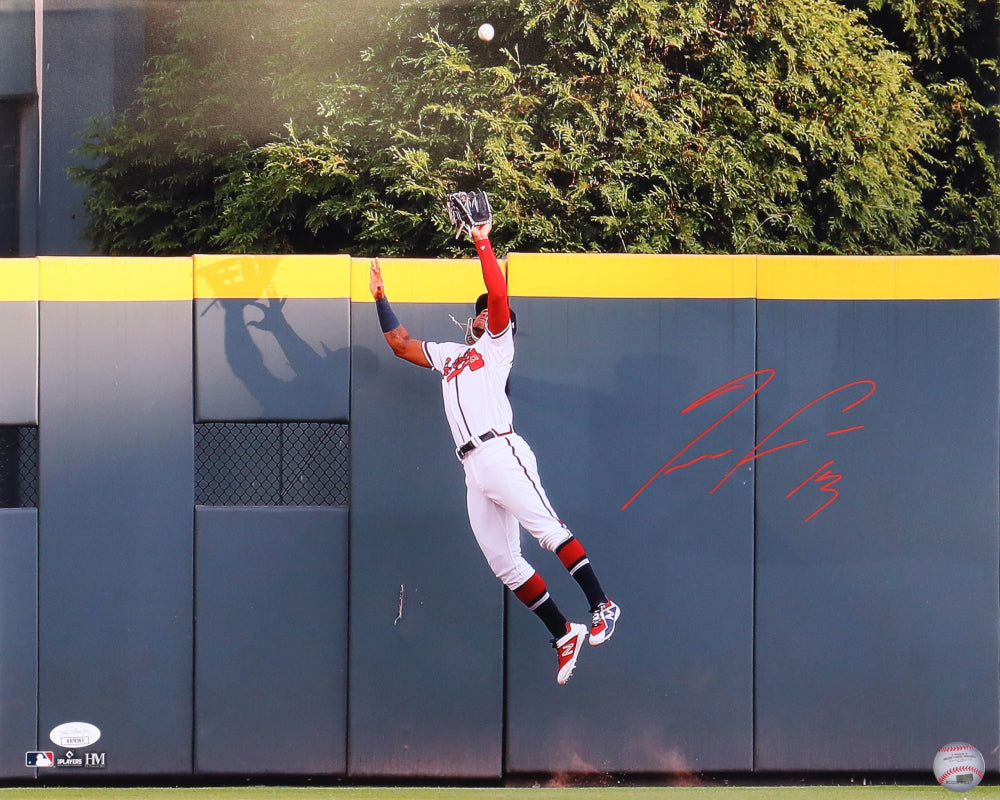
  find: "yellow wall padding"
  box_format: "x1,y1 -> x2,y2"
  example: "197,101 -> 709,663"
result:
2,253 -> 997,302
507,252 -> 757,299
756,255 -> 1000,300
2,258 -> 39,301
350,256 -> 493,303
38,256 -> 193,301
195,254 -> 351,300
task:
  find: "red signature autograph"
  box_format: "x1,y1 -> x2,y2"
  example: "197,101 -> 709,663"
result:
621,369 -> 877,521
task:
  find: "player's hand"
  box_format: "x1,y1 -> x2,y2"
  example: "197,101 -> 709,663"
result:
471,222 -> 492,242
369,258 -> 385,300
246,296 -> 287,331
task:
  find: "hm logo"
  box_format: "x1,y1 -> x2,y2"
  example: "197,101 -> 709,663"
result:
85,753 -> 105,768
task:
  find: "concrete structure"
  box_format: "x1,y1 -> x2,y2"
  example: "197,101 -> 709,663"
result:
0,0 -> 145,256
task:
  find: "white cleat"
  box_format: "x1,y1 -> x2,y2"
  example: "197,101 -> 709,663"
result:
553,622 -> 588,685
589,599 -> 621,646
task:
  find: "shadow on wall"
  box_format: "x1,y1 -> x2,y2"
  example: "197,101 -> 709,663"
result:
195,254 -> 350,420
218,296 -> 347,417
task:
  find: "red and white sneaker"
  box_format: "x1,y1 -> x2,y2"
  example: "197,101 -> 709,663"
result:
589,599 -> 620,646
552,623 -> 588,685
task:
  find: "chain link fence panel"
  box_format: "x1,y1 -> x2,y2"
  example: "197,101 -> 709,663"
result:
0,426 -> 39,508
195,422 -> 349,506
0,423 -> 349,509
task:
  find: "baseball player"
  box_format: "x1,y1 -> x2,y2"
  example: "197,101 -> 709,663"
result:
368,220 -> 620,685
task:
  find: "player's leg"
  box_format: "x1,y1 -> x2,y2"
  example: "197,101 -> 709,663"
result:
476,435 -> 568,550
510,571 -> 564,637
482,434 -> 621,645
465,471 -> 532,587
465,474 -> 587,684
552,536 -> 620,645
465,473 -> 564,634
553,536 -> 606,611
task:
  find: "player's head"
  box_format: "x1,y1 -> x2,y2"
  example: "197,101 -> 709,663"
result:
466,293 -> 516,344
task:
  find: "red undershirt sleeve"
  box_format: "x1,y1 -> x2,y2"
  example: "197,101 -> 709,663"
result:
476,238 -> 510,335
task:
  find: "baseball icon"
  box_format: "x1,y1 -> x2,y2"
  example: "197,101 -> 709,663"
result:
477,23 -> 495,42
934,742 -> 985,792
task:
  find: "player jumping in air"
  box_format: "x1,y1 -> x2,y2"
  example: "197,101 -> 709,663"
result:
368,202 -> 620,685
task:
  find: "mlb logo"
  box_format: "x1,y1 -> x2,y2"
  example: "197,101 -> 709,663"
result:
25,751 -> 54,767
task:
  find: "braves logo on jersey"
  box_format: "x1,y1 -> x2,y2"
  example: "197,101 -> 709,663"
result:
442,348 -> 485,381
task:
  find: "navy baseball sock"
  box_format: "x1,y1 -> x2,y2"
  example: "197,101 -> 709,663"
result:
556,537 -> 607,611
514,572 -> 568,639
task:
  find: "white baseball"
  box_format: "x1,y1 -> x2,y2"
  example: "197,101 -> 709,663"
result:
477,23 -> 495,42
934,742 -> 985,792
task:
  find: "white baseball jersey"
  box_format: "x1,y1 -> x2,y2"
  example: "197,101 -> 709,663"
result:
422,319 -> 571,590
422,321 -> 515,449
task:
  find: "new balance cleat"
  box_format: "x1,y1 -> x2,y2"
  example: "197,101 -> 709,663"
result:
552,622 -> 588,685
589,599 -> 620,646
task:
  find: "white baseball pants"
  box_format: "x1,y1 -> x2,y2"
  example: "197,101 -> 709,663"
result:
461,432 -> 572,589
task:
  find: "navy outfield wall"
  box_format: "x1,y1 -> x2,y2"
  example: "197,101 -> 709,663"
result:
0,508 -> 37,778
36,257 -> 195,775
0,260 -> 37,779
193,254 -> 352,422
502,253 -> 758,773
192,254 -> 351,775
348,257 -> 507,777
751,256 -> 1000,771
0,253 -> 997,780
0,260 -> 37,425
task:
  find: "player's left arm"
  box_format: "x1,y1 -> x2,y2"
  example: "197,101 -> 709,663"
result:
369,258 -> 432,368
471,222 -> 510,336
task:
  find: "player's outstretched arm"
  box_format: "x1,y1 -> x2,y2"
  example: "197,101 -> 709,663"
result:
470,224 -> 510,335
370,259 -> 431,367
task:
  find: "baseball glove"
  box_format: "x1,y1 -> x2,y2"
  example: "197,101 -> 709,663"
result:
446,190 -> 492,238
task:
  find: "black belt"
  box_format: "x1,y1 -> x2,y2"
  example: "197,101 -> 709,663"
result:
456,428 -> 513,460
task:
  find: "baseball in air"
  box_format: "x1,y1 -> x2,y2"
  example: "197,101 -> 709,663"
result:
933,742 -> 985,792
477,23 -> 495,41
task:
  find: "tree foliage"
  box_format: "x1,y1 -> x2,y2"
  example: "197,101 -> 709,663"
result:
847,0 -> 999,252
69,0 -> 998,256
69,0 -> 381,254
